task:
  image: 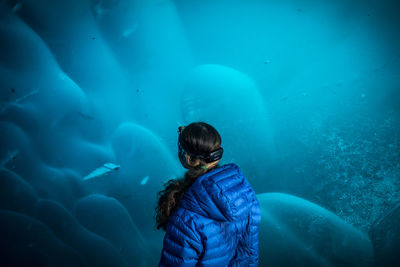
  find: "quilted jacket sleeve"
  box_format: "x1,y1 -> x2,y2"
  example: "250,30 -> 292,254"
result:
159,215 -> 203,267
248,196 -> 262,266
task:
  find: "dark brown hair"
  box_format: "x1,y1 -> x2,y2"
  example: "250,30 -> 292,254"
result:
154,122 -> 222,231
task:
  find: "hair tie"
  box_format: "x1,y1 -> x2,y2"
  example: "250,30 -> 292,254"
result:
201,166 -> 208,170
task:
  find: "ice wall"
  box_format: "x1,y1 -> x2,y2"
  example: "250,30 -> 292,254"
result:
1,0 -> 399,265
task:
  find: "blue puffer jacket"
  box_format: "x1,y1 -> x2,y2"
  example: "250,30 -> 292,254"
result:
159,163 -> 261,266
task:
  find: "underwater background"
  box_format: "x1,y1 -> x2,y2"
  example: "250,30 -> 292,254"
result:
0,0 -> 399,266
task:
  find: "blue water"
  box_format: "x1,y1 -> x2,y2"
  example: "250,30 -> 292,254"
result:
0,0 -> 399,266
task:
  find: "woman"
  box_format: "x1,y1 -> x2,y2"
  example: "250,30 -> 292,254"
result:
155,122 -> 261,266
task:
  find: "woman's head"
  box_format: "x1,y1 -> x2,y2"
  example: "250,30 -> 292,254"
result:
177,122 -> 223,170
155,122 -> 223,230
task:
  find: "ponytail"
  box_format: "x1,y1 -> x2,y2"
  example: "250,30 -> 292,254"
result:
155,163 -> 219,231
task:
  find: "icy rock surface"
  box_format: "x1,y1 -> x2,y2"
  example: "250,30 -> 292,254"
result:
258,193 -> 374,266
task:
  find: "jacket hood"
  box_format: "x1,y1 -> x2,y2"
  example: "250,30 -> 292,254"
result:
179,163 -> 255,221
